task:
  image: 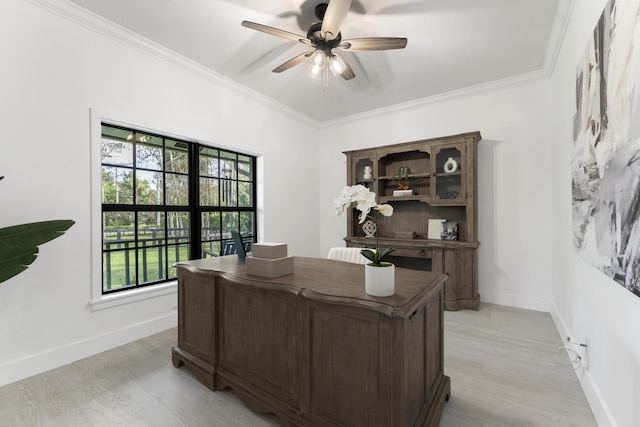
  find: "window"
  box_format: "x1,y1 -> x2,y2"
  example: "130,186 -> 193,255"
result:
100,123 -> 256,294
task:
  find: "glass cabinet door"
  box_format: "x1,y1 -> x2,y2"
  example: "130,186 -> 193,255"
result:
432,142 -> 465,204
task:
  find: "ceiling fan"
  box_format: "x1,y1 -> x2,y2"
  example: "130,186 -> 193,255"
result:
241,0 -> 407,83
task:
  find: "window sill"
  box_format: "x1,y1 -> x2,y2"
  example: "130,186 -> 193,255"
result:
89,281 -> 177,311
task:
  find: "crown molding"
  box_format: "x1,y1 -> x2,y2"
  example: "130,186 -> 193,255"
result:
24,0 -> 319,127
543,0 -> 576,76
321,70 -> 550,128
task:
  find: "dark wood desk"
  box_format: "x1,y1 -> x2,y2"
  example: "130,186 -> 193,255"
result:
172,256 -> 450,426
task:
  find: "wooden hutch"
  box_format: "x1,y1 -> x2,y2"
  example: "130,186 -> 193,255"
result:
343,132 -> 481,310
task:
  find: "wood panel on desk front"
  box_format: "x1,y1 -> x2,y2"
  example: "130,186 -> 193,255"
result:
172,256 -> 450,427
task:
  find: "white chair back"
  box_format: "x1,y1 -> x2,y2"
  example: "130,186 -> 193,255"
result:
327,247 -> 368,265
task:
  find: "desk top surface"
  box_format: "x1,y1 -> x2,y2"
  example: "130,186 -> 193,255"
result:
177,256 -> 446,317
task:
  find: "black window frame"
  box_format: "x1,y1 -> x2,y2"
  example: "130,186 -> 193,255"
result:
100,123 -> 257,294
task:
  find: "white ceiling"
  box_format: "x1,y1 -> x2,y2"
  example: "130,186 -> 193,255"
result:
66,0 -> 563,122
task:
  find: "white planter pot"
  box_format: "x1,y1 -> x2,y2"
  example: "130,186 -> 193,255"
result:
365,263 -> 395,297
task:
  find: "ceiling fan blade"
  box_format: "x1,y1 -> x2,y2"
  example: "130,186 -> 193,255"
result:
242,21 -> 311,45
321,0 -> 352,41
339,37 -> 408,51
273,52 -> 313,73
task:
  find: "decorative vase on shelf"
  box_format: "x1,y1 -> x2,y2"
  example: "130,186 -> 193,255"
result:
362,219 -> 377,238
365,263 -> 395,297
363,165 -> 373,180
443,157 -> 458,173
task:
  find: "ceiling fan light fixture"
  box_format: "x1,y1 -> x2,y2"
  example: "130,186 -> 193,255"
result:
329,54 -> 347,75
309,50 -> 326,78
311,50 -> 326,65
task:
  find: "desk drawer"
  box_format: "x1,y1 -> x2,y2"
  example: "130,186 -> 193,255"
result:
392,247 -> 432,258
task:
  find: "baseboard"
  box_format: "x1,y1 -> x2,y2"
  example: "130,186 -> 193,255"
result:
479,290 -> 551,312
550,303 -> 616,427
0,313 -> 177,388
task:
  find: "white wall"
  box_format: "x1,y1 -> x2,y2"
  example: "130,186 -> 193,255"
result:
3,2 -> 637,425
318,75 -> 555,312
0,0 -> 319,387
550,1 -> 640,426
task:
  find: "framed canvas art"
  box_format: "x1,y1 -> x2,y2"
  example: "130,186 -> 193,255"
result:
572,0 -> 640,297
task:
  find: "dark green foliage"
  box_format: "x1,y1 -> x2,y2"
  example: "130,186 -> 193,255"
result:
0,176 -> 75,283
360,247 -> 395,266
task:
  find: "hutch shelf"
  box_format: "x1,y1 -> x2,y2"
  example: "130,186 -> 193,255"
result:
343,132 -> 481,311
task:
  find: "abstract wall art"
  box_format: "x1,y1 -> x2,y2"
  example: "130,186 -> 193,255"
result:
572,0 -> 640,297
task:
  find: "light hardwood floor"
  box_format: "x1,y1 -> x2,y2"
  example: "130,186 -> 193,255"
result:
0,303 -> 596,426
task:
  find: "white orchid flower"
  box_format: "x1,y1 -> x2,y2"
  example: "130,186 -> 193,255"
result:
333,185 -> 395,266
333,185 -> 394,224
374,204 -> 394,217
333,197 -> 349,216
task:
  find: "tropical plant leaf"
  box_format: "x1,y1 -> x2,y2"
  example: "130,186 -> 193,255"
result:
360,249 -> 377,263
379,247 -> 395,259
360,247 -> 396,265
0,245 -> 38,283
0,220 -> 75,283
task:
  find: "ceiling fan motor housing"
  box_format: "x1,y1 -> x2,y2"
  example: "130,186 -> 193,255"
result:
307,22 -> 342,46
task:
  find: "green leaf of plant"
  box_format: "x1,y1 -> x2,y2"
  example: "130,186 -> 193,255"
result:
0,220 -> 75,283
360,249 -> 377,263
0,245 -> 38,283
379,247 -> 396,260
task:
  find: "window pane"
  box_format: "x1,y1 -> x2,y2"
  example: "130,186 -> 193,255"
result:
202,241 -> 221,258
166,173 -> 189,206
168,212 -> 190,244
220,151 -> 237,180
138,247 -> 166,284
200,148 -> 219,177
220,179 -> 237,207
137,212 -> 165,248
238,155 -> 253,181
240,212 -> 255,236
102,166 -> 133,204
101,127 -> 134,167
165,140 -> 189,173
238,182 -> 253,207
221,212 -> 239,239
102,212 -> 135,250
102,124 -> 131,142
103,250 -> 136,291
136,170 -> 163,205
200,177 -> 219,206
136,134 -> 163,170
201,212 -> 221,240
168,244 -> 190,274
